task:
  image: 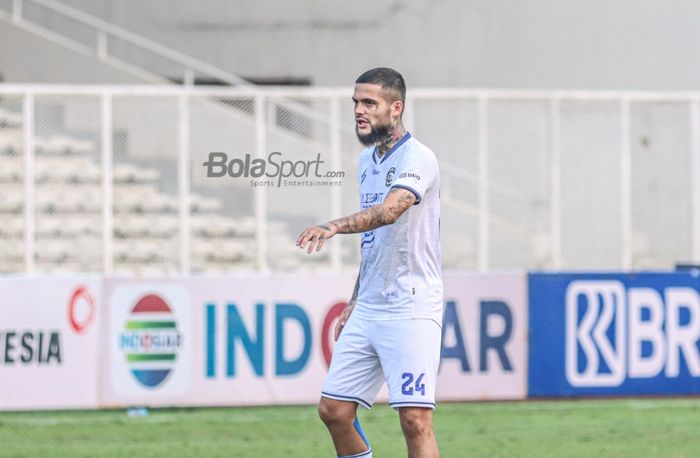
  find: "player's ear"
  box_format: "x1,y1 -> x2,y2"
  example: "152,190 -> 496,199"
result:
391,100 -> 404,121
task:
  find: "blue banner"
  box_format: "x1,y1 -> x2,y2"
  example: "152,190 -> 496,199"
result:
528,272 -> 700,396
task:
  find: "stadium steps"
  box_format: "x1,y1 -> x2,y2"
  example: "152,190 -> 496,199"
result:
0,106 -> 310,273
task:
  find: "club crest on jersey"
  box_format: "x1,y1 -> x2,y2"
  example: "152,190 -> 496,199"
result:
385,167 -> 396,187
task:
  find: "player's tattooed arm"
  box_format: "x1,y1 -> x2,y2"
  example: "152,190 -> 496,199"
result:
328,187 -> 415,234
296,188 -> 416,253
335,267 -> 361,341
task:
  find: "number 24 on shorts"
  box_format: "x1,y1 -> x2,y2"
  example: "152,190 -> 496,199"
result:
401,372 -> 426,396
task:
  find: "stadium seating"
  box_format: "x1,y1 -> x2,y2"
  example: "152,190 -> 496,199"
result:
0,104 -> 312,273
0,107 -> 21,128
0,131 -> 21,156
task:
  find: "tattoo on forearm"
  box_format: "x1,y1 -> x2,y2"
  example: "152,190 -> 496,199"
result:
316,225 -> 331,231
326,188 -> 414,234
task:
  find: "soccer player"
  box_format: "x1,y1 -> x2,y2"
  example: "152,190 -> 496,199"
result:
296,67 -> 443,458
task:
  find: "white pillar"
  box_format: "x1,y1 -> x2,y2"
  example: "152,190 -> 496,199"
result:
690,99 -> 700,263
620,98 -> 632,270
549,97 -> 562,269
97,31 -> 108,60
183,68 -> 195,86
477,95 -> 489,272
12,0 -> 22,23
255,94 -> 268,272
22,92 -> 34,273
101,93 -> 113,274
178,93 -> 191,274
329,97 -> 343,272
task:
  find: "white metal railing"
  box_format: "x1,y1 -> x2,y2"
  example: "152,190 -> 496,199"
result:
1,0 -> 251,86
1,84 -> 699,274
0,0 -> 361,146
692,101 -> 700,263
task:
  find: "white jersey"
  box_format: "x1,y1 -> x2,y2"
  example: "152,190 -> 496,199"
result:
354,133 -> 443,325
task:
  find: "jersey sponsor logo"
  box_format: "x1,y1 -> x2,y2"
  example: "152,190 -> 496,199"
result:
385,167 -> 396,187
360,192 -> 384,205
399,172 -> 421,181
372,168 -> 381,175
361,231 -> 375,249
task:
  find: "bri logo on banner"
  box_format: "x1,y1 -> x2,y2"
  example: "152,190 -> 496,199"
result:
566,280 -> 700,387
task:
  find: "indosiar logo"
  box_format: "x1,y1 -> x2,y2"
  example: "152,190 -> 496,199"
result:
110,285 -> 191,397
565,280 -> 700,387
118,294 -> 183,388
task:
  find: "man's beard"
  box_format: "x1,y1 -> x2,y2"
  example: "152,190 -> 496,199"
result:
356,121 -> 393,147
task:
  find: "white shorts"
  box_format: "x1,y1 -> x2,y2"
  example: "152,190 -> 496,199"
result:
321,314 -> 441,410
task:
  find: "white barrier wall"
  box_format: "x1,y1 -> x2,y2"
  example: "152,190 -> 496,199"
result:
439,273 -> 528,400
0,277 -> 101,410
0,273 -> 528,410
99,274 -> 355,407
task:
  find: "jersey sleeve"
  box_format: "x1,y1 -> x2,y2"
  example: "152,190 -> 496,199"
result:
390,149 -> 437,205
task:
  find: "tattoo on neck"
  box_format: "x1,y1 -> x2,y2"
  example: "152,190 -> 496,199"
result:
376,125 -> 406,158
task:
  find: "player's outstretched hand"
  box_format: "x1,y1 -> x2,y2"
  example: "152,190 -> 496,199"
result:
296,224 -> 336,254
334,300 -> 355,341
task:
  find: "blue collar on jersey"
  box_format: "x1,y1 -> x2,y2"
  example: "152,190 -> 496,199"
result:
372,132 -> 411,165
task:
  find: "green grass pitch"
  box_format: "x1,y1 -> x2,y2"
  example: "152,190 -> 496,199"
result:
0,399 -> 698,457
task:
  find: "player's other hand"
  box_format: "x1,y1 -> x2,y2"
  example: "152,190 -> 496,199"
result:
296,224 -> 336,254
334,300 -> 355,341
